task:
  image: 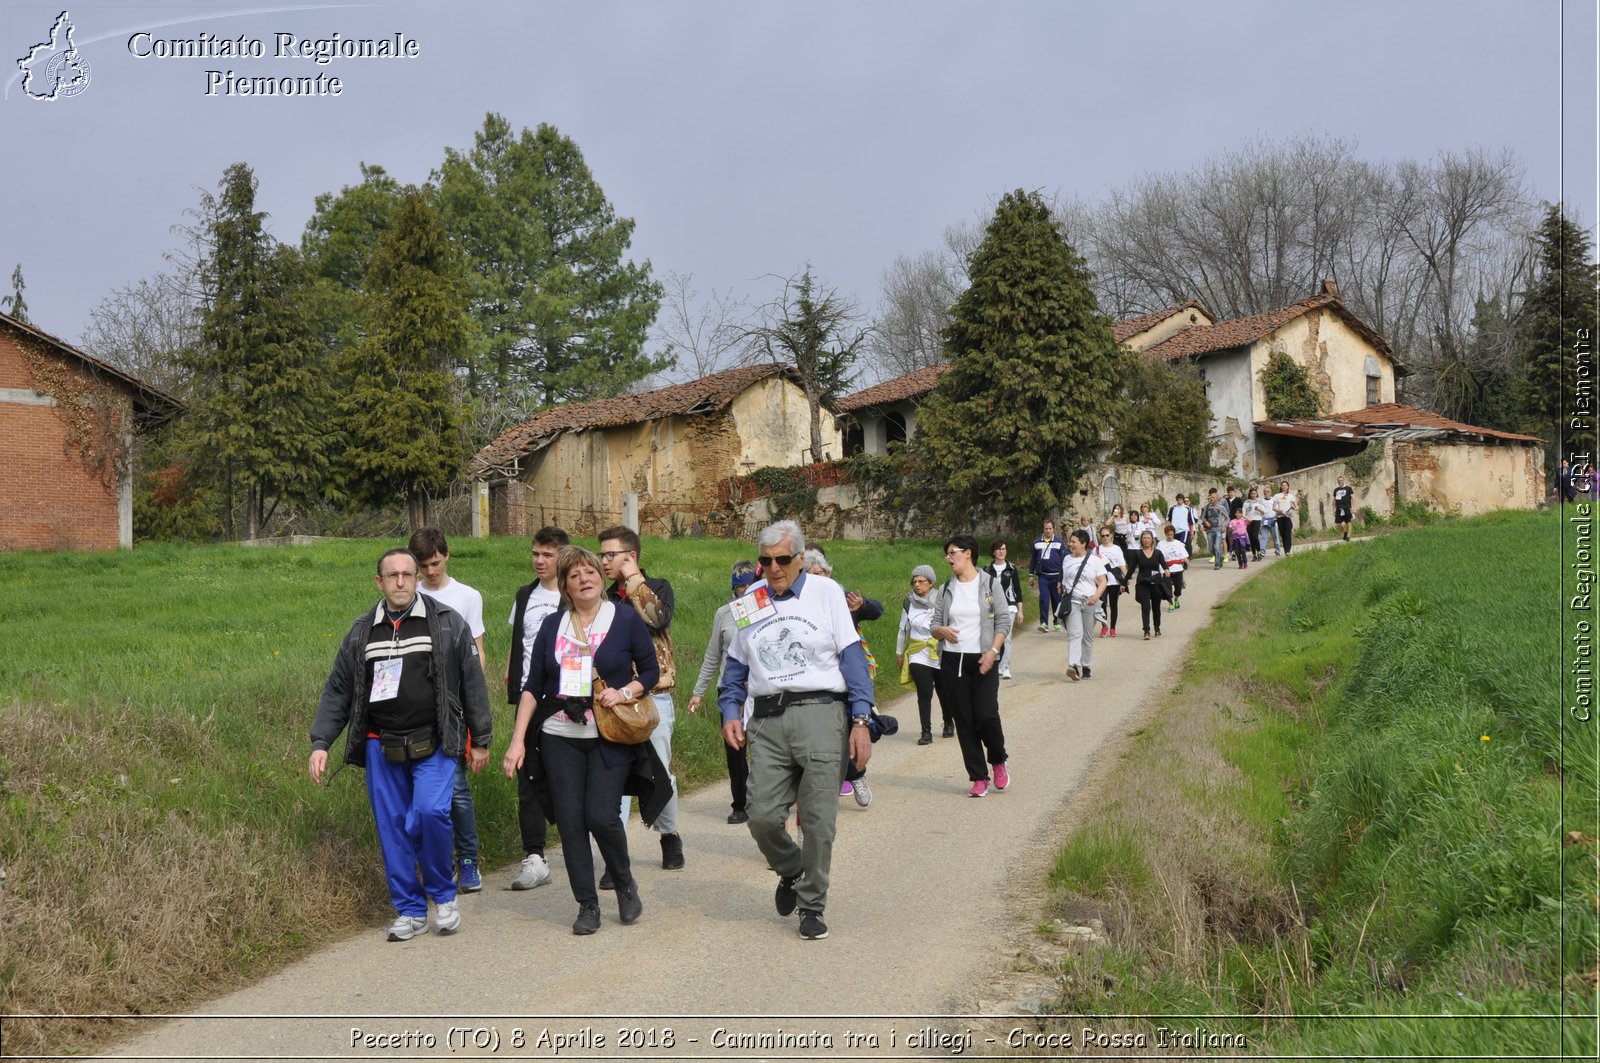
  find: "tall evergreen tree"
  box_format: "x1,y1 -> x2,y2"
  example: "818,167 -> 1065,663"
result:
436,114 -> 665,428
1517,204 -> 1599,454
912,189 -> 1124,527
339,187 -> 473,531
751,266 -> 867,462
182,163 -> 330,539
3,263 -> 27,322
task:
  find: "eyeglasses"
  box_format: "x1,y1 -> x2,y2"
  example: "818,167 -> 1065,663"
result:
757,554 -> 797,567
599,550 -> 629,562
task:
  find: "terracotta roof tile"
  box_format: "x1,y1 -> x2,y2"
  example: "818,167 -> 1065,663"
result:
1326,403 -> 1544,443
1111,300 -> 1213,343
837,363 -> 950,412
470,363 -> 800,476
1141,294 -> 1400,372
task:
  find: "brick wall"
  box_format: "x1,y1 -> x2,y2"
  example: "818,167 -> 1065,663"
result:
0,331 -> 129,551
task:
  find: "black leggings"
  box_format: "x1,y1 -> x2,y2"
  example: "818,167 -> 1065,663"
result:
1135,583 -> 1163,634
1278,516 -> 1294,553
909,661 -> 948,735
1247,520 -> 1261,556
1104,585 -> 1121,629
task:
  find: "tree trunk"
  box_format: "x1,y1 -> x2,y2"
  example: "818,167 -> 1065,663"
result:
808,392 -> 824,463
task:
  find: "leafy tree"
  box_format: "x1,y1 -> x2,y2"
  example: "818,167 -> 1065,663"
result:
1112,355 -> 1215,471
182,163 -> 331,539
1259,350 -> 1323,420
2,263 -> 27,322
338,187 -> 473,531
436,114 -> 665,428
750,266 -> 867,462
912,189 -> 1124,527
1517,204 -> 1599,454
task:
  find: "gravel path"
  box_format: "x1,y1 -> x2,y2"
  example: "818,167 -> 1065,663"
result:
112,553 -> 1279,1061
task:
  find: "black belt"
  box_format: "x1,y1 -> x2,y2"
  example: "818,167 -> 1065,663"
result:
752,689 -> 844,718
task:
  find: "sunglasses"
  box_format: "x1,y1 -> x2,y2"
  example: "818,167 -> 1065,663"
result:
757,553 -> 797,567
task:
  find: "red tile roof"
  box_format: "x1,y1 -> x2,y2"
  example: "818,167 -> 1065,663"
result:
1111,300 -> 1213,343
836,363 -> 950,412
1142,294 -> 1400,371
1327,403 -> 1544,443
470,363 -> 802,476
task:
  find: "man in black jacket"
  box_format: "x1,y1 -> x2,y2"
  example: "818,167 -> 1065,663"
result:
309,547 -> 493,942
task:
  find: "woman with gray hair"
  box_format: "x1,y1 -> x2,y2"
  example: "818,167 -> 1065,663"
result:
896,564 -> 948,744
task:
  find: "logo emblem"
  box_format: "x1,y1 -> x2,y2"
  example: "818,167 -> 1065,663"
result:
18,11 -> 91,101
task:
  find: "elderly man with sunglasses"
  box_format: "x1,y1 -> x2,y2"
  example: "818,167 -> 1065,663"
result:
718,520 -> 875,941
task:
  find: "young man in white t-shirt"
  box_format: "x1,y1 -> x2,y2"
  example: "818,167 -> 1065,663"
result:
503,526 -> 569,890
410,528 -> 489,893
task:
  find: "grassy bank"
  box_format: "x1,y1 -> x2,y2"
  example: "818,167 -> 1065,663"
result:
0,534 -> 940,1056
1040,507 -> 1596,1056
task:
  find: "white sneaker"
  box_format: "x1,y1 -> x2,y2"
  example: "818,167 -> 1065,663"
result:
1001,668 -> 1012,679
511,852 -> 551,890
386,915 -> 428,942
434,898 -> 461,935
852,776 -> 873,808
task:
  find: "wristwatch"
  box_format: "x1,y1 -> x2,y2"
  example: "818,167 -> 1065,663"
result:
851,715 -> 870,727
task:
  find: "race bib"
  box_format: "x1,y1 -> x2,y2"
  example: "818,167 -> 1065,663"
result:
559,653 -> 594,698
370,658 -> 402,702
730,583 -> 777,629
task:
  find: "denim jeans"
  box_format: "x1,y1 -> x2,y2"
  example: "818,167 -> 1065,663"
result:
621,691 -> 679,834
451,758 -> 479,865
1207,526 -> 1225,567
1262,518 -> 1281,553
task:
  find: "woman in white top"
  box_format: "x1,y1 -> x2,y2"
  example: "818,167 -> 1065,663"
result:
896,564 -> 950,745
1093,526 -> 1126,637
1244,487 -> 1265,561
1273,481 -> 1298,554
929,535 -> 1012,798
1258,484 -> 1281,556
1059,530 -> 1108,681
1158,523 -> 1191,610
1109,503 -> 1132,549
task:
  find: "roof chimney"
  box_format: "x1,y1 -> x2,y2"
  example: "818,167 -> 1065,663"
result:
1321,278 -> 1339,297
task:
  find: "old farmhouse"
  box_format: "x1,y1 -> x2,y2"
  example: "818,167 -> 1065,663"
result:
470,363 -> 841,537
1,312 -> 181,550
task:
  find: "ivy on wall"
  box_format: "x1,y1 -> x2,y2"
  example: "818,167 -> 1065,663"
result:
18,335 -> 132,494
1260,349 -> 1323,421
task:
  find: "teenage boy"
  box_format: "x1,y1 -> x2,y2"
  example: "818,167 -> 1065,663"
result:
1333,476 -> 1355,542
410,528 -> 488,894
598,526 -> 685,871
504,526 -> 569,890
1201,489 -> 1229,570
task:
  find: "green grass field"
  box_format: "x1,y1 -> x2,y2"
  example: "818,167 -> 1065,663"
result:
1040,507 -> 1598,1056
0,533 -> 946,1056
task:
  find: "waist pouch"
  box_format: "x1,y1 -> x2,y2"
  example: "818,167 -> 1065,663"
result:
380,725 -> 437,763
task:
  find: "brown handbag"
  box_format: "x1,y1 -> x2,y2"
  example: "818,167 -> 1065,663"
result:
591,677 -> 660,745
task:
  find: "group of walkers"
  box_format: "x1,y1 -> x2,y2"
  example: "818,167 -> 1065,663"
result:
307,483 -> 1349,947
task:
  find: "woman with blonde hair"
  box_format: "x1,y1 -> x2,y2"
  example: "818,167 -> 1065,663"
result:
503,545 -> 665,935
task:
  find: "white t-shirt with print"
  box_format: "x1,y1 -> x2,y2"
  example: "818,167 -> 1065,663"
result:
1093,544 -> 1124,585
726,574 -> 859,696
1158,539 -> 1190,572
1060,552 -> 1107,603
509,583 -> 562,688
1273,491 -> 1297,519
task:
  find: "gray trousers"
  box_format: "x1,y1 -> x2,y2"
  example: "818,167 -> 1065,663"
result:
1064,598 -> 1099,669
746,698 -> 849,913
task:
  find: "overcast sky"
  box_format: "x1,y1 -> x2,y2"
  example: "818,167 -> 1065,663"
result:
4,0 -> 1596,381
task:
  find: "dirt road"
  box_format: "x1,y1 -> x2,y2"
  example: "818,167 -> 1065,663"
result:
111,554 -> 1273,1061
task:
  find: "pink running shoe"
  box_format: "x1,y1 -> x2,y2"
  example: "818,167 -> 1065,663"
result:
993,763 -> 1011,791
1109,628 -> 1118,637
1100,624 -> 1108,637
840,780 -> 853,797
968,779 -> 989,798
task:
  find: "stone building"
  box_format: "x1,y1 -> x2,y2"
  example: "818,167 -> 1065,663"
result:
469,363 -> 841,536
0,312 -> 180,550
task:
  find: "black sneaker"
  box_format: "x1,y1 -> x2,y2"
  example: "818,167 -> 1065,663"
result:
572,903 -> 601,936
775,873 -> 800,917
1082,666 -> 1092,679
917,732 -> 933,745
660,831 -> 685,870
797,908 -> 829,939
942,722 -> 955,739
616,885 -> 642,925
599,869 -> 615,890
727,808 -> 749,824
